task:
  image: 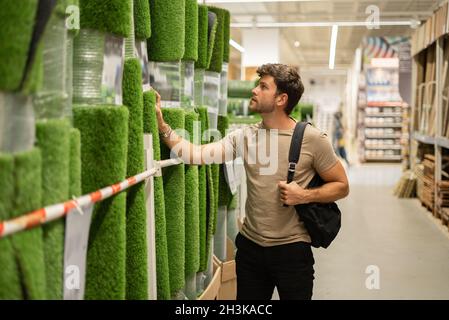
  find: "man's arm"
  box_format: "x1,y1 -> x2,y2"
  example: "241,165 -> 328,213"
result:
155,91 -> 234,165
278,161 -> 349,205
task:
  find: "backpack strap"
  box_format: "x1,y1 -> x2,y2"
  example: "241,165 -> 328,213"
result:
287,122 -> 310,183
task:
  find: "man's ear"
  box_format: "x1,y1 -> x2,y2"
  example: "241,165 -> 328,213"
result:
276,93 -> 288,107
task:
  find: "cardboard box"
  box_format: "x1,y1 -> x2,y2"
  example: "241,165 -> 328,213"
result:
198,258 -> 221,300
216,237 -> 237,300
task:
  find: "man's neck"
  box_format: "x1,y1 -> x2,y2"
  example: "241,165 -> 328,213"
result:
261,113 -> 296,130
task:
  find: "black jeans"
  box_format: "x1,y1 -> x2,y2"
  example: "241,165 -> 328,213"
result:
235,232 -> 315,300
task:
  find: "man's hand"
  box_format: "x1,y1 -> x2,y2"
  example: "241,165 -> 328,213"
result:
278,181 -> 310,206
154,90 -> 169,133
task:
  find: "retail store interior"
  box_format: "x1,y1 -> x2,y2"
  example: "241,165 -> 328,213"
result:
1,0 -> 449,301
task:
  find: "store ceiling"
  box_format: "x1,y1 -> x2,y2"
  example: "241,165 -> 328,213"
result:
204,0 -> 443,70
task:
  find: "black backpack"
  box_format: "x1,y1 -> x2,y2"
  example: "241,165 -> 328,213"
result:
286,122 -> 341,248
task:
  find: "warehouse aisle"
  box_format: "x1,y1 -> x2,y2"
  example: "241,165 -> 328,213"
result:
312,164 -> 449,299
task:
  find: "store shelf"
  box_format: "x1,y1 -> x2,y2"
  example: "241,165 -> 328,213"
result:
364,113 -> 403,117
365,124 -> 403,128
366,101 -> 404,107
364,156 -> 402,161
413,132 -> 435,145
365,145 -> 402,150
435,136 -> 449,149
365,135 -> 402,139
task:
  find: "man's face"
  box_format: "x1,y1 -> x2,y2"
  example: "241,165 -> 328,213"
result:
249,75 -> 279,114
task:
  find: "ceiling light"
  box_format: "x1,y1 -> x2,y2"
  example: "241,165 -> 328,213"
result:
230,39 -> 245,53
329,25 -> 338,70
294,41 -> 300,48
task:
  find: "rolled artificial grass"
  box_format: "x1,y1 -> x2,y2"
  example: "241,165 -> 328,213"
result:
22,43 -> 43,95
0,154 -> 22,299
10,148 -> 47,299
206,11 -> 218,70
228,80 -> 254,99
148,0 -> 185,62
143,90 -> 171,300
123,58 -> 148,300
160,108 -> 185,297
73,105 -> 129,300
55,0 -> 79,16
207,7 -> 224,73
134,0 -> 151,40
223,10 -> 230,63
184,111 -> 200,277
80,0 -> 132,38
36,119 -> 71,300
217,116 -> 232,207
183,0 -> 198,62
69,128 -> 81,198
196,5 -> 209,69
0,0 -> 38,91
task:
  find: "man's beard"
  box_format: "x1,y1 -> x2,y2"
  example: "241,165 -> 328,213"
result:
249,99 -> 275,114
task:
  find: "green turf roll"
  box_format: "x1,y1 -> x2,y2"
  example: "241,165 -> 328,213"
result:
211,163 -> 219,235
55,0 -> 79,16
206,12 -> 218,70
11,148 -> 47,299
184,111 -> 200,277
0,154 -> 22,299
22,43 -> 44,95
80,0 -> 132,37
217,116 -> 231,207
69,128 -> 81,198
160,108 -> 185,297
148,0 -> 185,62
205,164 -> 216,267
228,80 -> 254,99
123,58 -> 148,300
134,0 -> 151,40
223,9 -> 230,63
207,7 -> 224,73
35,119 -> 71,300
0,0 -> 38,91
196,5 -> 208,69
143,90 -> 171,300
183,0 -> 198,62
73,105 -> 128,300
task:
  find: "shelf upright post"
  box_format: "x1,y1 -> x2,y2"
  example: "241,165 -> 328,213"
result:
436,37 -> 444,216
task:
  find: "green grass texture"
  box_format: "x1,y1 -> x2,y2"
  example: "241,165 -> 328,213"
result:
69,128 -> 82,198
206,7 -> 224,73
73,105 -> 129,300
223,9 -> 230,63
184,111 -> 200,277
80,0 -> 132,37
0,0 -> 38,91
206,11 -> 218,70
134,0 -> 151,40
148,0 -> 185,62
183,0 -> 198,62
123,58 -> 148,300
9,149 -> 47,299
36,119 -> 71,300
196,5 -> 208,69
143,90 -> 171,300
217,116 -> 232,207
160,108 -> 185,297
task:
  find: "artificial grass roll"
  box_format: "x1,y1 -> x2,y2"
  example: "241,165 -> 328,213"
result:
0,154 -> 22,299
217,116 -> 231,207
160,108 -> 185,297
35,119 -> 71,300
223,9 -> 230,63
207,7 -> 224,73
183,0 -> 198,62
196,5 -> 209,69
73,105 -> 129,300
143,90 -> 171,300
197,107 -> 210,272
148,0 -> 185,62
134,0 -> 151,40
0,0 -> 38,91
69,128 -> 81,198
206,12 -> 218,70
123,58 -> 148,300
211,163 -> 219,235
22,43 -> 43,95
80,0 -> 132,37
11,148 -> 47,299
55,0 -> 79,16
184,111 -> 200,277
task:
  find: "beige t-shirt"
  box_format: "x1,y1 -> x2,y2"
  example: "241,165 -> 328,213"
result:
220,122 -> 339,247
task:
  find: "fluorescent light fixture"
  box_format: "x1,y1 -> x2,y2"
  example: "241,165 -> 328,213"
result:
294,41 -> 300,48
231,20 -> 420,28
329,25 -> 338,70
230,39 -> 245,53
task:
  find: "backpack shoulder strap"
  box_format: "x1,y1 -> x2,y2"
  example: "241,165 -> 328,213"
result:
287,122 -> 309,183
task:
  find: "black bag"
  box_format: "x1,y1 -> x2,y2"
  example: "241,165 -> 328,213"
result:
286,122 -> 341,248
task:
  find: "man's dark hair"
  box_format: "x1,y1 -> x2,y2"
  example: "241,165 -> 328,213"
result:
256,63 -> 304,115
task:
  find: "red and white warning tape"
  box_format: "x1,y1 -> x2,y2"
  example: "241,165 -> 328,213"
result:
0,168 -> 159,239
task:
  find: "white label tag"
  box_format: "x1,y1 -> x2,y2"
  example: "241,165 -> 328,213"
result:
63,204 -> 94,300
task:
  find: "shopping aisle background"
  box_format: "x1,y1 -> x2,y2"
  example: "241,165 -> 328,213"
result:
311,164 -> 449,299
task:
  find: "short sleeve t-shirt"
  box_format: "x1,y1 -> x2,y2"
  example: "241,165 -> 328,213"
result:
222,122 -> 339,247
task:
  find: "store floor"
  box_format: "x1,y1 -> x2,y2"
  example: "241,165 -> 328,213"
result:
273,163 -> 449,300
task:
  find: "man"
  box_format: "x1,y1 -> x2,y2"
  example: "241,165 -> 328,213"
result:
155,63 -> 349,300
